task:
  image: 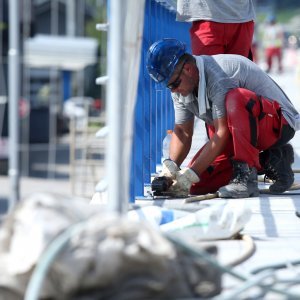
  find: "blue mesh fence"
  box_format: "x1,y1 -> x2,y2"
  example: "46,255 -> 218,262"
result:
130,0 -> 191,201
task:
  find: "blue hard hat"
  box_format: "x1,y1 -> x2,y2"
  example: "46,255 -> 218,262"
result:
146,38 -> 186,85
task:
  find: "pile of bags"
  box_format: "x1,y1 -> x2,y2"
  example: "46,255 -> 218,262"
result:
0,193 -> 221,299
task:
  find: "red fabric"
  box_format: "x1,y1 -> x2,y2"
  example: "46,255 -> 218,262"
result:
189,88 -> 286,195
188,132 -> 234,195
190,20 -> 254,57
265,47 -> 283,72
226,88 -> 284,167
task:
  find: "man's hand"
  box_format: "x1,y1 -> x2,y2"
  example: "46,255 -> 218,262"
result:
160,159 -> 180,179
168,168 -> 200,197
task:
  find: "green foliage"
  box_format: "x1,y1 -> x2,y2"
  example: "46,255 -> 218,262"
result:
257,8 -> 300,25
0,22 -> 7,31
276,0 -> 300,10
275,8 -> 300,24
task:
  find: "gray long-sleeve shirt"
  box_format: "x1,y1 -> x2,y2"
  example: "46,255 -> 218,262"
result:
172,55 -> 300,130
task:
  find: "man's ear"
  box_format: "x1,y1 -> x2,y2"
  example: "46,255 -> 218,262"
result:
183,62 -> 192,74
181,63 -> 187,74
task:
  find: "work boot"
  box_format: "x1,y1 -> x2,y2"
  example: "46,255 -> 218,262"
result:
218,161 -> 259,198
259,144 -> 294,193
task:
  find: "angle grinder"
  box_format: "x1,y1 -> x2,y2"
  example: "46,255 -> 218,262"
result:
151,176 -> 173,196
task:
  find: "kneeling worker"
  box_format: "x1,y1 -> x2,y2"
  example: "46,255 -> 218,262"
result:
146,38 -> 299,198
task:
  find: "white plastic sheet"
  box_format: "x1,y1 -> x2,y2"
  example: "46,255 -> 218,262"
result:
161,200 -> 252,240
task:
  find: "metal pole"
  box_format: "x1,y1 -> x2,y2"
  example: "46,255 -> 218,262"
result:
47,0 -> 59,179
66,0 -> 76,36
76,0 -> 84,102
8,0 -> 20,209
107,0 -> 125,213
51,0 -> 59,35
47,68 -> 58,179
21,0 -> 32,176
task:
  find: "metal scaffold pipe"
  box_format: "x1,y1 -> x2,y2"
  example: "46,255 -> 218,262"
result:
66,0 -> 76,36
107,0 -> 125,213
8,0 -> 20,210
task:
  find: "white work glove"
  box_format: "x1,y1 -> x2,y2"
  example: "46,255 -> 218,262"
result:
168,168 -> 200,197
160,159 -> 180,179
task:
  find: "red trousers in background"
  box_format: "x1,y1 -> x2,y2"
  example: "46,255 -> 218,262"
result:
189,88 -> 287,195
190,20 -> 254,58
265,47 -> 283,72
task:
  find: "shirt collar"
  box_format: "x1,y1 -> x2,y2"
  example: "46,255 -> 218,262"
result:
195,55 -> 210,115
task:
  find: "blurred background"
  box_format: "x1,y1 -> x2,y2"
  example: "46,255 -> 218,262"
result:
0,0 -> 108,199
252,0 -> 300,72
1,0 -> 300,201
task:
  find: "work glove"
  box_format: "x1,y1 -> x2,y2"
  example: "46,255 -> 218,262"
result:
168,168 -> 200,197
160,159 -> 180,179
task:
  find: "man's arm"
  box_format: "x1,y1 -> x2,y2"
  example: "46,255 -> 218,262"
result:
169,118 -> 194,166
189,116 -> 230,175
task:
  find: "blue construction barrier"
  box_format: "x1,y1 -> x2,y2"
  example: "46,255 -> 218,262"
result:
130,0 -> 191,201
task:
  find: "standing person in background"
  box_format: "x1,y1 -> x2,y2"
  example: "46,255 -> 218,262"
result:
262,15 -> 284,73
176,0 -> 256,59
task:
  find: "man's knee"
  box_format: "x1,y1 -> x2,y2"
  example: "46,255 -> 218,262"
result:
225,88 -> 253,114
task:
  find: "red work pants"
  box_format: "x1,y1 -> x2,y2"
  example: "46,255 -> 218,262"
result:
265,47 -> 283,72
189,88 -> 287,195
190,20 -> 254,58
